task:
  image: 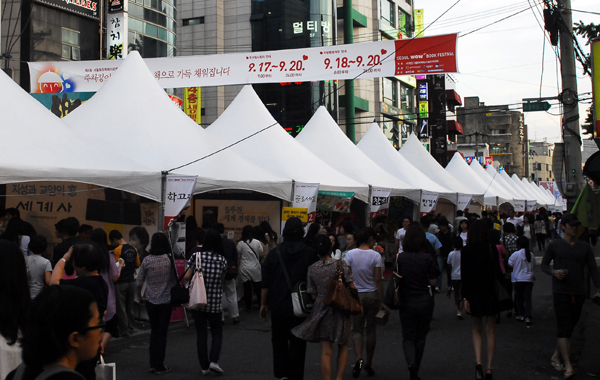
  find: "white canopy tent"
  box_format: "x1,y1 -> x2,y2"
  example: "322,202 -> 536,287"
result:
445,152 -> 510,206
469,159 -> 516,205
524,178 -> 553,207
510,174 -> 539,209
486,166 -> 528,205
399,134 -> 483,205
0,66 -> 161,198
296,107 -> 422,203
63,52 -> 292,201
356,123 -> 457,203
205,87 -> 368,200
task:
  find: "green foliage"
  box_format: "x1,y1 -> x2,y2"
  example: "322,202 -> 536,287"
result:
581,106 -> 595,139
574,22 -> 600,45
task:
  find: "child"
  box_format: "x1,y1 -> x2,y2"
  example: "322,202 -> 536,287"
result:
447,236 -> 464,319
508,236 -> 536,327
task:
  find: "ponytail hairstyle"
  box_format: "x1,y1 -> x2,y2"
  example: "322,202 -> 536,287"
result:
517,236 -> 531,262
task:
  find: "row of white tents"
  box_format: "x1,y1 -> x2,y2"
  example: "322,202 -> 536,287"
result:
1,51 -> 561,213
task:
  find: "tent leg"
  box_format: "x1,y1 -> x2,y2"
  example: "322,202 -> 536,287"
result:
158,171 -> 167,232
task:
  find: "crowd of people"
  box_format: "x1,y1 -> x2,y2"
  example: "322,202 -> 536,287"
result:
1,207 -> 599,380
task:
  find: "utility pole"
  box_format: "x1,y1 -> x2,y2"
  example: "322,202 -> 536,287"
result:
557,0 -> 584,210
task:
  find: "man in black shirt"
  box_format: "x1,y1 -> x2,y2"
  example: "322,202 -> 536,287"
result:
110,230 -> 140,337
52,217 -> 80,272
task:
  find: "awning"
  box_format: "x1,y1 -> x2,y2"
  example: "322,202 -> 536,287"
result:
446,90 -> 462,105
447,120 -> 463,135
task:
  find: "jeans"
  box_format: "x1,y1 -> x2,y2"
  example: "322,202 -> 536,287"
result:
399,293 -> 434,372
513,282 -> 533,318
243,280 -> 261,310
222,278 -> 239,319
145,301 -> 172,370
436,256 -> 450,289
536,234 -> 546,251
192,311 -> 223,370
271,314 -> 306,380
115,281 -> 136,333
352,291 -> 381,364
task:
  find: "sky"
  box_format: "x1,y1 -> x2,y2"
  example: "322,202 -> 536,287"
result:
413,0 -> 598,143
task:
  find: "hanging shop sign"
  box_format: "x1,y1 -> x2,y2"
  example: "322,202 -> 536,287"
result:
369,187 -> 392,219
317,191 -> 354,213
420,191 -> 439,213
457,194 -> 472,211
513,200 -> 525,212
293,183 -> 319,224
29,33 -> 458,93
107,13 -> 128,60
33,0 -> 99,19
184,87 -> 201,124
163,175 -> 197,230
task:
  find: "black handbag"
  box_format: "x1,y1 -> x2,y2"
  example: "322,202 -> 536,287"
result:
490,246 -> 513,312
167,253 -> 189,306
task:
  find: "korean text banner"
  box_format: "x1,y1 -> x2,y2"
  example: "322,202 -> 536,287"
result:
513,200 -> 525,212
420,191 -> 439,213
28,33 -> 458,93
164,175 -> 197,230
457,194 -> 472,211
293,182 -> 319,224
370,187 -> 392,220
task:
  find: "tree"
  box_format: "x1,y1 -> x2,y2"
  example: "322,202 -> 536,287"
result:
581,106 -> 595,139
573,22 -> 598,139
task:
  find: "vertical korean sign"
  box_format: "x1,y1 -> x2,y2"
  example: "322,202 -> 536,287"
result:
107,3 -> 128,60
184,87 -> 201,124
414,9 -> 425,37
370,187 -> 392,220
592,37 -> 600,136
420,191 -> 439,214
164,175 -> 197,230
457,194 -> 472,211
293,183 -> 319,223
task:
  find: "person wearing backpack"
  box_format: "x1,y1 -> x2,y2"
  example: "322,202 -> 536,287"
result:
237,225 -> 263,312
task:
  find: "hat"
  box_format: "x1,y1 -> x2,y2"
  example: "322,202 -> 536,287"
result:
284,217 -> 303,231
560,213 -> 581,226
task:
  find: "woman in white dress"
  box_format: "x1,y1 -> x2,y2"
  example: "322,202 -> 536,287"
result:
237,225 -> 263,311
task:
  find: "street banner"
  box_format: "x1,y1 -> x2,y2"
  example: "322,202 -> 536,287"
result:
28,33 -> 458,93
457,194 -> 472,211
293,182 -> 319,224
184,87 -> 201,124
420,191 -> 439,213
513,200 -> 525,212
106,13 -> 128,60
164,175 -> 197,230
370,187 -> 392,219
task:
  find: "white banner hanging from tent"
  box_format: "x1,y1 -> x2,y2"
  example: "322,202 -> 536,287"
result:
293,182 -> 319,223
28,33 -> 458,93
513,200 -> 525,212
457,194 -> 472,211
525,201 -> 536,212
370,187 -> 392,220
420,191 -> 439,213
164,175 -> 197,230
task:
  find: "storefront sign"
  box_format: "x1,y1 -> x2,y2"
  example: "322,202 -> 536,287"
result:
418,81 -> 428,101
33,0 -> 99,19
457,194 -> 472,211
592,38 -> 600,136
107,13 -> 128,60
281,207 -> 308,222
184,87 -> 201,124
370,187 -> 392,219
293,182 -> 319,223
420,191 -> 439,213
164,175 -> 197,230
317,191 -> 354,213
29,33 -> 458,93
525,200 -> 536,212
513,200 -> 525,212
414,9 -> 425,37
108,0 -> 127,13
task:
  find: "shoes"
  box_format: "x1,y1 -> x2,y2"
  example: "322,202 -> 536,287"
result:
364,364 -> 375,376
564,370 -> 575,379
149,368 -> 156,373
457,311 -> 463,320
485,370 -> 493,380
201,369 -> 210,376
353,359 -> 364,378
154,367 -> 171,375
434,287 -> 441,293
476,364 -> 483,380
525,317 -> 533,328
515,316 -> 525,322
409,365 -> 421,380
232,317 -> 240,325
551,361 -> 566,372
209,362 -> 224,374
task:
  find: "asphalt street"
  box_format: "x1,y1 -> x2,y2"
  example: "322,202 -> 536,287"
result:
104,252 -> 600,380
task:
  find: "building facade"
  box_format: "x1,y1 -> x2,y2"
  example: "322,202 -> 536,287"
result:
529,140 -> 554,183
456,96 -> 529,177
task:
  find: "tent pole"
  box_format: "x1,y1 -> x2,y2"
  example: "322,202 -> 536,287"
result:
158,171 -> 167,232
367,185 -> 372,227
291,179 -> 295,203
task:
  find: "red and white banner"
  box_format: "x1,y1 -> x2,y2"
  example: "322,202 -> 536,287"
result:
370,187 -> 392,220
457,194 -> 472,211
28,33 -> 458,93
419,191 -> 439,214
164,175 -> 197,230
293,182 -> 319,224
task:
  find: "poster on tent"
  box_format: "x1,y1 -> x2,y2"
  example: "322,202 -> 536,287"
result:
369,187 -> 392,219
457,194 -> 472,211
317,191 -> 354,213
30,92 -> 95,118
193,199 -> 280,241
28,33 -> 458,93
293,183 -> 319,223
163,175 -> 197,230
525,201 -> 536,212
420,191 -> 439,213
513,200 -> 525,212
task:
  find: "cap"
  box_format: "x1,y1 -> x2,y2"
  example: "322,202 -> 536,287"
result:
283,217 -> 303,231
560,213 -> 581,226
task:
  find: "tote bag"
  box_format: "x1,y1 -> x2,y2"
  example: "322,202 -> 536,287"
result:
184,252 -> 207,310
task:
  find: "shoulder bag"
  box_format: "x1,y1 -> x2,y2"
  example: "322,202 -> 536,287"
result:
490,246 -> 513,312
275,248 -> 313,318
184,252 -> 208,310
384,253 -> 403,310
245,240 -> 261,262
324,260 -> 363,315
168,253 -> 190,306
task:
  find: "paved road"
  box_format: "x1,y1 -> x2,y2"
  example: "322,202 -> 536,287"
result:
104,254 -> 600,380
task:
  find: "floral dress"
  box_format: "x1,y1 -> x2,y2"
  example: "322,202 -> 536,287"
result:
291,259 -> 354,344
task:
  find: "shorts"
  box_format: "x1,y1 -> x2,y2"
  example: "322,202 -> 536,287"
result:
553,293 -> 585,338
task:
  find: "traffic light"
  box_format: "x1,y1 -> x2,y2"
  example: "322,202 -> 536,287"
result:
392,124 -> 400,150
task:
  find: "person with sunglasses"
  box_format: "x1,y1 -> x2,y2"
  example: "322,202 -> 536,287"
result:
6,285 -> 105,380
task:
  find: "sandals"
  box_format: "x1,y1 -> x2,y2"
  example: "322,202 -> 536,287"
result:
564,370 -> 575,379
551,361 -> 566,372
475,364 -> 483,380
352,359 -> 364,378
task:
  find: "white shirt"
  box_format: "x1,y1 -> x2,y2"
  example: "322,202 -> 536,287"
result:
447,250 -> 462,280
508,248 -> 536,282
345,248 -> 382,293
460,232 -> 468,247
506,216 -> 524,228
395,228 -> 407,253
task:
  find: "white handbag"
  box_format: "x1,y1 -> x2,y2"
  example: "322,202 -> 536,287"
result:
184,252 -> 208,310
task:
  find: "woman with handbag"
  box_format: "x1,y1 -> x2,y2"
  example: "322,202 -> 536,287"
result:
461,220 -> 510,380
292,235 -> 355,380
397,224 -> 440,380
136,232 -> 175,374
184,228 -> 227,375
237,225 -> 263,311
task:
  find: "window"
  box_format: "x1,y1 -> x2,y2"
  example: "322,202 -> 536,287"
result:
382,78 -> 397,107
400,84 -> 411,110
61,28 -> 80,61
183,17 -> 204,26
380,0 -> 394,26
